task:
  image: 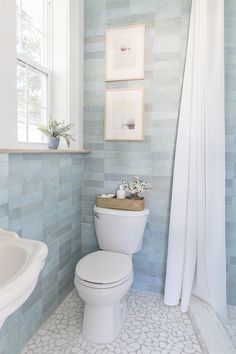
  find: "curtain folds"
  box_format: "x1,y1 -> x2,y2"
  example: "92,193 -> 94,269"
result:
164,0 -> 227,321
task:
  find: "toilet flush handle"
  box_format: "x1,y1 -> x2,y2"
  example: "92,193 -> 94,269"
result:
94,212 -> 100,219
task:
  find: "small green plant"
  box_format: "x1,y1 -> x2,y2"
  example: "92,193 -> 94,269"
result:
38,118 -> 76,147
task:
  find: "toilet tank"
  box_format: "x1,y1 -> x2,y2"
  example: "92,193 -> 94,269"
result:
93,206 -> 149,255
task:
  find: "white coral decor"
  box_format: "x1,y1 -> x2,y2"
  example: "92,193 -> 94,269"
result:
122,176 -> 151,200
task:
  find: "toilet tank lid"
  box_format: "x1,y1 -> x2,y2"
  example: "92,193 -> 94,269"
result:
76,251 -> 132,284
94,205 -> 149,217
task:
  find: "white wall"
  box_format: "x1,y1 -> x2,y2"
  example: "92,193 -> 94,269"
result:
51,0 -> 69,144
69,0 -> 83,148
0,0 -> 17,148
52,0 -> 83,148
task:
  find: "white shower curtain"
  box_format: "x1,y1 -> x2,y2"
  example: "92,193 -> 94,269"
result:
164,0 -> 227,320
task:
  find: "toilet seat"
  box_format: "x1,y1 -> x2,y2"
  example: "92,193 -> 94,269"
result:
76,273 -> 133,289
75,251 -> 133,289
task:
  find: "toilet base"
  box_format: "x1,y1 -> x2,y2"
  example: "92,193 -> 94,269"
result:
82,299 -> 126,343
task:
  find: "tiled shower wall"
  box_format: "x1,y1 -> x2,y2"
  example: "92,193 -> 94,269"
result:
0,153 -> 83,354
225,0 -> 236,305
82,0 -> 192,293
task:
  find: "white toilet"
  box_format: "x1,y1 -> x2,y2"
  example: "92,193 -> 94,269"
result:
74,205 -> 149,343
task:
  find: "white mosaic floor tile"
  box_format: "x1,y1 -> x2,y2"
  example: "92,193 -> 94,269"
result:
225,305 -> 236,348
21,289 -> 204,354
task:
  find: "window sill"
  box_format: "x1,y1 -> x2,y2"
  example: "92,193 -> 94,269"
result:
0,148 -> 91,154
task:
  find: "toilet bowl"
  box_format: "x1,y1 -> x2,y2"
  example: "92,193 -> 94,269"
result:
74,206 -> 149,343
74,251 -> 133,343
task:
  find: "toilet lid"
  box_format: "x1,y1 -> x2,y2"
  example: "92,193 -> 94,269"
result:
76,251 -> 132,285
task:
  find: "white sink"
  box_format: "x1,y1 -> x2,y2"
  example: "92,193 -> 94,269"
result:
0,230 -> 48,329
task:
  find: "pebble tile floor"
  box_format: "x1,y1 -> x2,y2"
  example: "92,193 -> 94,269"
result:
22,289 -> 204,354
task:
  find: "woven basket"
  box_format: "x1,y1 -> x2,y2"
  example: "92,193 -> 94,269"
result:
96,196 -> 144,211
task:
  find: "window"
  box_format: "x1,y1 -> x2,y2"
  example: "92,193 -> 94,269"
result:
16,0 -> 51,143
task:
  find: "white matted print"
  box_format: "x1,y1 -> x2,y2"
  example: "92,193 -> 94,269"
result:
105,89 -> 144,141
105,25 -> 145,81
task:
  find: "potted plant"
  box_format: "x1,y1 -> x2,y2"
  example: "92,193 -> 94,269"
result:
123,176 -> 151,199
38,118 -> 76,149
121,176 -> 151,210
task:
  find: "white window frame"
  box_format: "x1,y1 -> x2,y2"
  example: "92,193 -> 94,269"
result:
16,0 -> 52,145
0,0 -> 82,149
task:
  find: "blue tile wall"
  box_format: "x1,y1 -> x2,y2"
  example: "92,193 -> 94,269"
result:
83,0 -> 236,305
0,153 -> 83,354
225,0 -> 236,306
82,0 -> 192,293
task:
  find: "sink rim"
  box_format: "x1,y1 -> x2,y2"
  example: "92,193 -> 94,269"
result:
0,234 -> 48,320
0,237 -> 48,294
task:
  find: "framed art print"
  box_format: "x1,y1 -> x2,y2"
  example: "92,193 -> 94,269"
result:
105,24 -> 145,81
105,88 -> 144,141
